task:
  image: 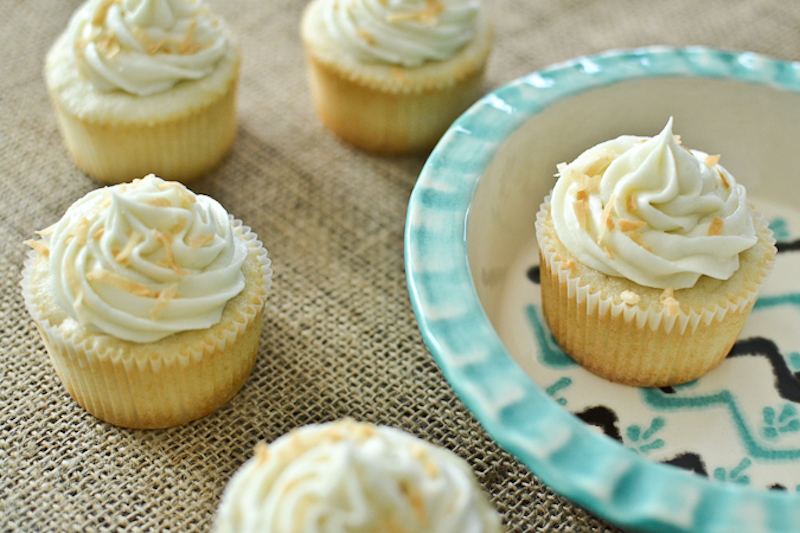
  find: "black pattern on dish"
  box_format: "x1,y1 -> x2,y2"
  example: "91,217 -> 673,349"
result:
575,405 -> 622,442
729,337 -> 800,403
776,239 -> 800,254
662,453 -> 709,477
526,265 -> 540,284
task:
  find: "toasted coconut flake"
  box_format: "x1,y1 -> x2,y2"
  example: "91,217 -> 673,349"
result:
188,233 -> 215,248
603,246 -> 614,259
556,162 -> 568,175
717,169 -> 730,189
596,194 -> 617,243
673,135 -> 682,145
114,231 -> 141,266
106,40 -> 120,58
573,199 -> 589,230
620,290 -> 640,306
619,219 -> 646,232
398,481 -> 428,526
254,442 -> 270,466
356,28 -> 375,45
582,150 -> 614,177
91,0 -> 118,26
155,231 -> 190,275
146,197 -> 173,208
151,283 -> 179,319
708,216 -> 724,236
704,154 -> 721,167
148,38 -> 167,55
92,227 -> 105,240
24,239 -> 50,257
178,21 -> 198,55
87,269 -> 155,297
574,172 -> 600,194
171,217 -> 188,235
180,189 -> 197,206
626,194 -> 637,213
575,189 -> 588,202
409,443 -> 439,478
386,0 -> 443,24
627,230 -> 651,251
72,216 -> 91,246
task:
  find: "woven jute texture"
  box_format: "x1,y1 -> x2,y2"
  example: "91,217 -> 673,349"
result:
2,1 -> 799,531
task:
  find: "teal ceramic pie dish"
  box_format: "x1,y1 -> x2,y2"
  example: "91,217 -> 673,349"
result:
405,46 -> 800,533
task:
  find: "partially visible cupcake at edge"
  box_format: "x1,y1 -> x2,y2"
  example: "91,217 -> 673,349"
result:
535,118 -> 776,387
45,0 -> 241,184
300,0 -> 493,154
21,175 -> 272,429
213,419 -> 505,533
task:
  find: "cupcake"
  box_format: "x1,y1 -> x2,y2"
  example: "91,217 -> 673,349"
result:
535,118 -> 775,387
45,0 -> 241,184
213,419 -> 505,533
21,175 -> 272,429
300,0 -> 493,154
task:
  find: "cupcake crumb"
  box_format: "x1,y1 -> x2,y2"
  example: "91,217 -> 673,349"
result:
620,290 -> 640,306
660,288 -> 680,316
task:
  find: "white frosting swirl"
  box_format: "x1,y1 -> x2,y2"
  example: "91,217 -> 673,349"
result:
45,175 -> 247,343
69,0 -> 229,96
322,0 -> 480,67
213,420 -> 504,533
550,118 -> 758,290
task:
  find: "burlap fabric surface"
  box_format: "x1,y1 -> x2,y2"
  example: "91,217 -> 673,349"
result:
2,1 -> 799,531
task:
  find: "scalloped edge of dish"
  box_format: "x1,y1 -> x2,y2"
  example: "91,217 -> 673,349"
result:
405,46 -> 800,533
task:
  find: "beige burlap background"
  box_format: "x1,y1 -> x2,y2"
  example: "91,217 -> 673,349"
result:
2,1 -> 799,531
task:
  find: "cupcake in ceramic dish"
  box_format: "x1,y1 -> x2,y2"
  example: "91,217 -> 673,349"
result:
21,175 -> 271,429
213,419 -> 505,533
535,118 -> 775,387
300,0 -> 493,154
45,0 -> 241,184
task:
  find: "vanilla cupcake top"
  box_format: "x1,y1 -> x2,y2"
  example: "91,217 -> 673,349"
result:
213,419 -> 505,533
550,118 -> 758,290
322,0 -> 480,67
69,0 -> 230,96
27,175 -> 248,343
